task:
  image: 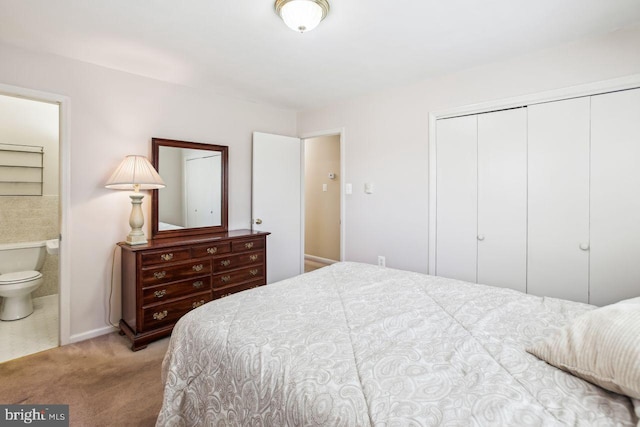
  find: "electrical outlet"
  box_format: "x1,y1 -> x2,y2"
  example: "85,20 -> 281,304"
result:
377,256 -> 385,267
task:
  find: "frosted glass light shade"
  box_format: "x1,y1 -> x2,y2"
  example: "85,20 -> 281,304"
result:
105,155 -> 165,191
276,0 -> 329,33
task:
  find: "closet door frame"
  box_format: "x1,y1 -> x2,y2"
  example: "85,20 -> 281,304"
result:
428,73 -> 640,274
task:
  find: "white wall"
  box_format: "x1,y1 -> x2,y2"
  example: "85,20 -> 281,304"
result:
297,26 -> 640,273
0,43 -> 296,341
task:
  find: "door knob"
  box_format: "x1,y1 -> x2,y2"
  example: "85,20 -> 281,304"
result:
579,243 -> 590,251
477,234 -> 485,241
254,218 -> 263,225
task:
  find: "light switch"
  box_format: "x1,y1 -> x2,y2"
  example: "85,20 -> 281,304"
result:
322,183 -> 327,192
345,183 -> 352,194
365,183 -> 374,194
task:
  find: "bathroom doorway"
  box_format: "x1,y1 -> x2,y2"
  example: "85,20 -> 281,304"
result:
303,134 -> 342,272
0,93 -> 61,362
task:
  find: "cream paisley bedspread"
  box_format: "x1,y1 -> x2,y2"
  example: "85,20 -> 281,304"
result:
157,262 -> 638,426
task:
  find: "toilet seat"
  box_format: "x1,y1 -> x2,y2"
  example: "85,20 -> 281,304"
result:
0,270 -> 42,284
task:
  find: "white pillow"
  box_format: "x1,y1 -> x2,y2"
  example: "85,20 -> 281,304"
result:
527,297 -> 640,399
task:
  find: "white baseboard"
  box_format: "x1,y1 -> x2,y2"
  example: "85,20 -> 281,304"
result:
69,325 -> 118,344
304,254 -> 338,265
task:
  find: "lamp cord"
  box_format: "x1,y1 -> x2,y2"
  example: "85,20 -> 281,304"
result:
107,244 -> 119,329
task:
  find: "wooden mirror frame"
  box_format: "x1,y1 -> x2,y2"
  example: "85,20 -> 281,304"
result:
151,138 -> 229,239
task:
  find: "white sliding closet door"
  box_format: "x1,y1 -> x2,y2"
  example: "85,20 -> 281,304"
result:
477,108 -> 527,292
528,98 -> 591,303
436,115 -> 477,282
590,88 -> 640,306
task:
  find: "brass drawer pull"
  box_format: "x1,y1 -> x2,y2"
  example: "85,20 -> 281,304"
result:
220,260 -> 231,267
249,255 -> 258,262
220,293 -> 231,298
153,310 -> 168,320
192,300 -> 205,309
249,269 -> 258,276
207,247 -> 217,254
154,271 -> 167,279
221,275 -> 231,283
192,280 -> 204,289
161,253 -> 174,261
154,290 -> 166,298
244,242 -> 254,249
192,264 -> 204,272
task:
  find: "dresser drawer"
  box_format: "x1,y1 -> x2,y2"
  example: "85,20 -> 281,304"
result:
142,277 -> 211,305
213,281 -> 263,299
231,238 -> 265,253
142,260 -> 212,286
191,242 -> 231,258
140,248 -> 191,266
212,266 -> 264,290
141,292 -> 211,332
214,251 -> 264,272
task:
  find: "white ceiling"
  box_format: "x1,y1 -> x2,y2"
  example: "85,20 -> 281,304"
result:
1,0 -> 640,110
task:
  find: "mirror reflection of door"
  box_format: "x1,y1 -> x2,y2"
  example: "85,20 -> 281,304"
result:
185,153 -> 221,228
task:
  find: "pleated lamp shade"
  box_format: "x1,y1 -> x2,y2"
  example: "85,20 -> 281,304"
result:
105,155 -> 165,191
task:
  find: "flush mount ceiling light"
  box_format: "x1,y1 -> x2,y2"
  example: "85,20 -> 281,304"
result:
275,0 -> 330,33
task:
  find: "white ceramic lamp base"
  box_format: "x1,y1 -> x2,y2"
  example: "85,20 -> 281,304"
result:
126,193 -> 147,245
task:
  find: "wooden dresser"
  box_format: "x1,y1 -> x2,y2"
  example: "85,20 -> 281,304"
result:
119,229 -> 269,350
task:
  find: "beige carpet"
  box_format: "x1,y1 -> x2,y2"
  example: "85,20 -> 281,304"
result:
0,332 -> 169,426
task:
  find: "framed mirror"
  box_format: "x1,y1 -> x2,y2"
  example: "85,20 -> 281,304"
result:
151,138 -> 228,239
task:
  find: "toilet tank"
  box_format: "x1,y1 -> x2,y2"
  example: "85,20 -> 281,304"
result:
0,241 -> 47,274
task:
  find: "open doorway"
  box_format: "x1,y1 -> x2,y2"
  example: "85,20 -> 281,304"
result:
0,93 -> 61,362
303,134 -> 341,272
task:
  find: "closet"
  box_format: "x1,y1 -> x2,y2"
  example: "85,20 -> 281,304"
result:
432,87 -> 640,306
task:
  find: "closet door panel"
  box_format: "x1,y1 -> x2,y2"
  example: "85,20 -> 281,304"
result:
590,88 -> 640,306
436,115 -> 477,282
477,108 -> 527,292
528,98 -> 590,303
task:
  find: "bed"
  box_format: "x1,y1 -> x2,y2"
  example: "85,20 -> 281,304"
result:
157,262 -> 639,426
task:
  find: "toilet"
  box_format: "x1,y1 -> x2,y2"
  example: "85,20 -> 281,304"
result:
0,240 -> 48,321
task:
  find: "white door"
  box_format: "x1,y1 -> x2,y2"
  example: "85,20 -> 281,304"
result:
252,132 -> 302,284
435,115 -> 478,282
477,108 -> 527,292
528,98 -> 591,303
590,88 -> 640,306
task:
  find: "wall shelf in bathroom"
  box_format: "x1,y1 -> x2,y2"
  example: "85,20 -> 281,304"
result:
0,144 -> 44,196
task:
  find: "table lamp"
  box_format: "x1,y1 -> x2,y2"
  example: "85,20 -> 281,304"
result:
105,155 -> 165,245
